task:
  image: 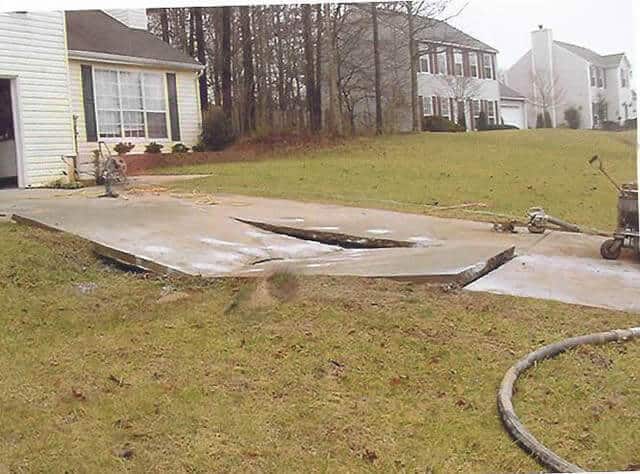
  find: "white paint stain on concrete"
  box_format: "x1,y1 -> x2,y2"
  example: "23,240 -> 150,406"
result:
200,237 -> 239,246
191,262 -> 232,273
310,226 -> 340,231
144,245 -> 172,254
367,229 -> 391,235
246,230 -> 270,238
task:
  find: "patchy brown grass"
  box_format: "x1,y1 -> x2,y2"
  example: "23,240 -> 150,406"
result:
1,222 -> 638,472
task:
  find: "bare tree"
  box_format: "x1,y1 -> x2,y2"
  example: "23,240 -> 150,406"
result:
326,3 -> 343,135
528,72 -> 566,127
441,75 -> 481,129
221,7 -> 233,119
371,3 -> 383,134
194,8 -> 208,110
240,6 -> 255,131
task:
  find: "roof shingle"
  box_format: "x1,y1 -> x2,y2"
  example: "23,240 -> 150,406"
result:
555,41 -> 625,68
66,10 -> 201,68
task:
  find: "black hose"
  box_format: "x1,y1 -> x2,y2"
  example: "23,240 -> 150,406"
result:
497,327 -> 640,473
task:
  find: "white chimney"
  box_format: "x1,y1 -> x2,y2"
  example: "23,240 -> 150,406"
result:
531,26 -> 557,126
104,9 -> 148,30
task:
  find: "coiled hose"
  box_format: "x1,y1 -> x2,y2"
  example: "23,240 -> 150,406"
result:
497,327 -> 640,473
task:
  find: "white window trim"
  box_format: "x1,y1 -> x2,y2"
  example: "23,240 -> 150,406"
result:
454,51 -> 464,77
419,55 -> 431,74
470,52 -> 479,78
488,101 -> 496,124
483,53 -> 493,79
437,51 -> 448,76
440,97 -> 451,119
93,67 -> 170,142
422,96 -> 433,116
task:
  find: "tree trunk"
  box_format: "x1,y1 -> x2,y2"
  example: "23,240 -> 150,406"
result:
314,4 -> 322,131
406,2 -> 419,132
194,7 -> 208,111
160,9 -> 170,44
326,4 -> 342,136
221,6 -> 233,119
302,4 -> 318,133
188,9 -> 195,57
240,6 -> 255,132
372,2 -> 383,134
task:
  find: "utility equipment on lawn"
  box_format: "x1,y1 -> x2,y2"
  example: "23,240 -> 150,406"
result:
526,207 -> 582,234
589,155 -> 639,260
97,141 -> 127,198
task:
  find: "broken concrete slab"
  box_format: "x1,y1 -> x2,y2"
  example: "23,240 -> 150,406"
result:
3,188 -> 638,312
467,232 -> 640,313
5,191 -> 516,282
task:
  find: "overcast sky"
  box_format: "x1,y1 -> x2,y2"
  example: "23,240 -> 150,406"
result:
448,0 -> 635,71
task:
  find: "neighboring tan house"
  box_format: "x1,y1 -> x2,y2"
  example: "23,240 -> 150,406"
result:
505,26 -> 636,129
0,10 -> 202,188
499,82 -> 527,129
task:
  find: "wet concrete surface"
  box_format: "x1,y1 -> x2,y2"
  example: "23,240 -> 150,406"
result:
1,182 -> 638,312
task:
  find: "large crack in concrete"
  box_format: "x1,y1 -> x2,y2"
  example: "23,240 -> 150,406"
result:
234,217 -> 417,249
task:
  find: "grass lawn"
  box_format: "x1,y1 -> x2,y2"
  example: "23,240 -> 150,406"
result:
1,222 -> 639,472
160,129 -> 637,231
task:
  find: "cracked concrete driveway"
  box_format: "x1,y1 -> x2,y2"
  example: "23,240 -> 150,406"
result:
1,182 -> 639,313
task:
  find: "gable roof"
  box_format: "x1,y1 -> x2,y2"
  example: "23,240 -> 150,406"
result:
65,10 -> 201,69
555,41 -> 625,68
378,10 -> 498,53
499,82 -> 525,99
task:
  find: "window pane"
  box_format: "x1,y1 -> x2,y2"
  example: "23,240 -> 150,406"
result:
437,52 -> 446,74
147,112 -> 167,138
441,98 -> 450,117
123,111 -> 145,138
120,72 -> 143,110
97,110 -> 121,138
420,57 -> 429,73
95,70 -> 120,109
144,73 -> 166,111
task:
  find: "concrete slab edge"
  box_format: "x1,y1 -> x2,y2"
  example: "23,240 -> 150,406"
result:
11,213 -> 190,277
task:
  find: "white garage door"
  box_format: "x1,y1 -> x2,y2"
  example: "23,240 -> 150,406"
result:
501,102 -> 525,129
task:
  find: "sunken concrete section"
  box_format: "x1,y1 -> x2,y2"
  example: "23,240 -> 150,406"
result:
234,217 -> 416,249
3,187 -> 639,312
4,189 -> 518,283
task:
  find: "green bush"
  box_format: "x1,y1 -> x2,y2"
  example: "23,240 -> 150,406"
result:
113,142 -> 135,155
564,107 -> 581,129
457,110 -> 467,131
601,121 -> 621,131
191,143 -> 205,152
477,111 -> 489,131
145,142 -> 163,154
624,118 -> 637,130
421,116 -> 465,133
200,107 -> 236,151
171,143 -> 189,153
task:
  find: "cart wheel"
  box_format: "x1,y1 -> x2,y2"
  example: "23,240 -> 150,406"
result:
600,239 -> 622,260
